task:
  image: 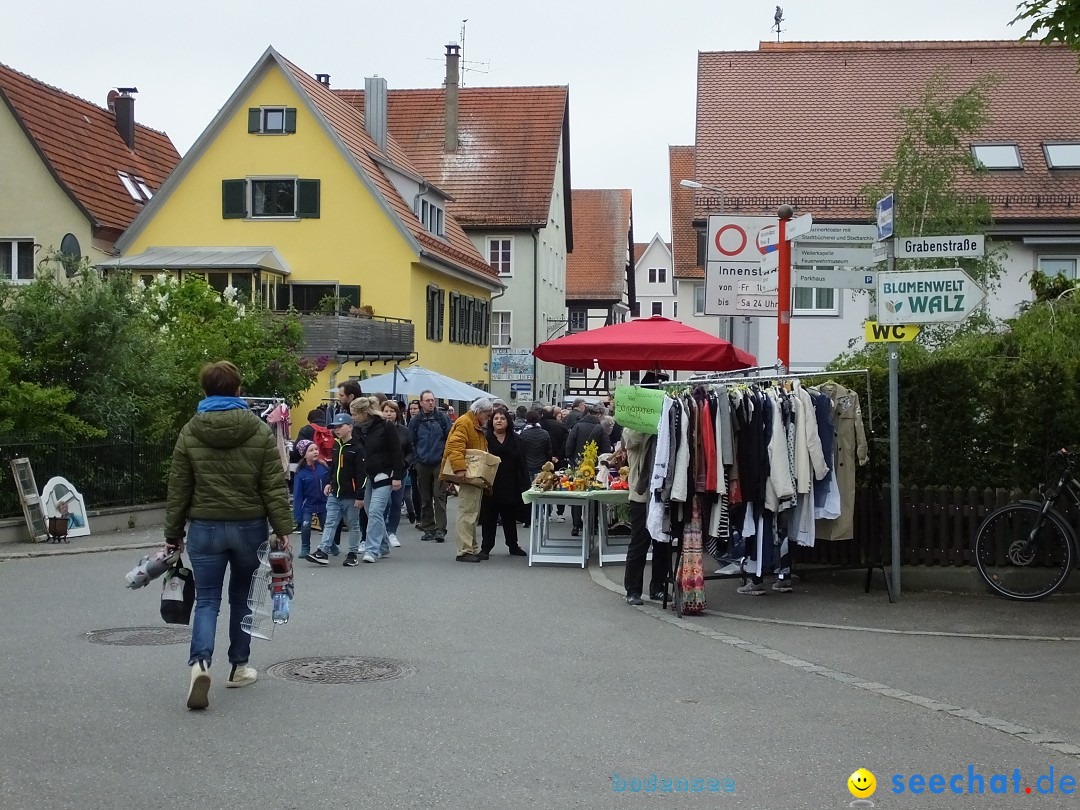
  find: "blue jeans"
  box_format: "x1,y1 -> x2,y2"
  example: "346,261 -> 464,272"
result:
384,485 -> 404,535
186,518 -> 266,667
319,495 -> 362,554
363,482 -> 392,558
298,509 -> 326,558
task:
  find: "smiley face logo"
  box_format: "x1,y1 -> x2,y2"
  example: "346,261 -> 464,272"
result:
848,768 -> 876,798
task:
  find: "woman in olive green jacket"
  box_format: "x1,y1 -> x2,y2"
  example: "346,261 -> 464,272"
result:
165,361 -> 294,710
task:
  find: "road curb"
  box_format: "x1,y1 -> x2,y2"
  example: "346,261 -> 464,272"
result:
0,540 -> 160,561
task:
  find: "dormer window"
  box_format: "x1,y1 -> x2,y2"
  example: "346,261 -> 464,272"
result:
971,143 -> 1022,170
1045,142 -> 1080,169
418,198 -> 445,237
118,171 -> 153,202
247,107 -> 297,135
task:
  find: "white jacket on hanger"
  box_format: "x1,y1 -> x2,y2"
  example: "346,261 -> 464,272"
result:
647,398 -> 674,543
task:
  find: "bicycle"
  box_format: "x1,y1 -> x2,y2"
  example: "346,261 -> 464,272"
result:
973,449 -> 1078,601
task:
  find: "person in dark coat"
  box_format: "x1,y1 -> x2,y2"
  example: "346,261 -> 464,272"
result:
564,405 -> 612,536
479,409 -> 530,558
540,406 -> 569,522
519,410 -> 555,482
380,400 -> 415,549
352,396 -> 405,564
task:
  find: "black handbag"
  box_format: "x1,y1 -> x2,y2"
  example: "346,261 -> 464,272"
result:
160,554 -> 195,625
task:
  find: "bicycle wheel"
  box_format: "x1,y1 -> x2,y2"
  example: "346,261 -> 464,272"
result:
973,503 -> 1075,600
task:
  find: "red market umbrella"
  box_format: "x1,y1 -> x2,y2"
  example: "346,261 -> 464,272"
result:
533,316 -> 757,372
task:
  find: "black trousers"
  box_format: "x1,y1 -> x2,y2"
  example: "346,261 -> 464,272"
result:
624,501 -> 672,597
480,499 -> 523,552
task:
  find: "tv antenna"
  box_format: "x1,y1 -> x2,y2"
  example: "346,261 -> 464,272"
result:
773,6 -> 785,43
458,19 -> 490,86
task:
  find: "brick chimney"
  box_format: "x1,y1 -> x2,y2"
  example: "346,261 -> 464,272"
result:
112,87 -> 138,150
364,76 -> 387,153
444,43 -> 460,151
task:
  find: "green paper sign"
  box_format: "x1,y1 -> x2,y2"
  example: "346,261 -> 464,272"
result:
614,385 -> 665,435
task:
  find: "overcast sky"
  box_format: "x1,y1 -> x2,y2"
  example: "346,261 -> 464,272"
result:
4,0 -> 1029,242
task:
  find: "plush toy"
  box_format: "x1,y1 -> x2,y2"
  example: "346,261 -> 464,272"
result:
610,466 -> 630,490
532,461 -> 557,491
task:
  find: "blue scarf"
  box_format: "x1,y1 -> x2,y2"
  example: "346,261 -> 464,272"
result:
197,396 -> 249,413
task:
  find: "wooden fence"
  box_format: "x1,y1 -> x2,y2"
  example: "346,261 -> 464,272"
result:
799,485 -> 1045,568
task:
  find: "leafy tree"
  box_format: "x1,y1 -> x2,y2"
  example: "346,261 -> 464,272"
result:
1012,1 -> 1080,49
0,257 -> 319,441
858,72 -> 1007,348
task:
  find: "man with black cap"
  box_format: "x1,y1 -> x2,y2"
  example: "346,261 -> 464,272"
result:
306,412 -> 366,566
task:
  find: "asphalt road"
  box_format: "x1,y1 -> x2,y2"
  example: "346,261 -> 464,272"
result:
2,507 -> 1079,809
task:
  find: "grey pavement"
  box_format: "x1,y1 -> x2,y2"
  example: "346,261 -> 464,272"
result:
2,501 -> 1080,808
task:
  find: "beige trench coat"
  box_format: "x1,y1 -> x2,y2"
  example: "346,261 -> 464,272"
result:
815,382 -> 868,542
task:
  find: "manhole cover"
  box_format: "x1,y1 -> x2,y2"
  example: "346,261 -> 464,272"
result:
86,626 -> 192,646
267,656 -> 416,684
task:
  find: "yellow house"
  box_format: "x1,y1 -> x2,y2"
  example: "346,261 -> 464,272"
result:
109,47 -> 502,420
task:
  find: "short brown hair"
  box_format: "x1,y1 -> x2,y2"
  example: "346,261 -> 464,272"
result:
200,361 -> 242,396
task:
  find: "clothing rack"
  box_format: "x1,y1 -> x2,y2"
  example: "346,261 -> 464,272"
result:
664,367 -> 874,434
635,370 -> 892,614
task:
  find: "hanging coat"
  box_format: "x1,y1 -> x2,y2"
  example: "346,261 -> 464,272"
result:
815,382 -> 868,541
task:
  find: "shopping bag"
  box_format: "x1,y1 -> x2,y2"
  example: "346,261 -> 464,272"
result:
160,555 -> 195,625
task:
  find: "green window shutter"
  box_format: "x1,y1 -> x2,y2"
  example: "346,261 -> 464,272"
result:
426,286 -> 436,340
296,179 -> 320,218
448,293 -> 459,343
436,289 -> 445,339
248,108 -> 261,133
222,179 -> 247,219
284,108 -> 297,134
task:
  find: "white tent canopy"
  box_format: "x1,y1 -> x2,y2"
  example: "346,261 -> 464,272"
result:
361,366 -> 491,402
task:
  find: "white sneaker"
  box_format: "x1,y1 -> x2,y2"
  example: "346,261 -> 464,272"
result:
388,533 -> 401,548
362,553 -> 377,563
226,663 -> 258,688
187,660 -> 211,709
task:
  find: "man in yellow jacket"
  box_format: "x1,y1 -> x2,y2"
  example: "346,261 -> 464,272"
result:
441,397 -> 494,562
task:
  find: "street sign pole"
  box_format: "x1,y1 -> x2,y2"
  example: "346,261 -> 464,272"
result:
881,194 -> 901,599
776,205 -> 793,370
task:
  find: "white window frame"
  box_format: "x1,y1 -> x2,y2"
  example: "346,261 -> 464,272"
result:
971,143 -> 1022,170
491,310 -> 512,347
651,301 -> 663,317
417,198 -> 445,238
0,238 -> 36,285
568,309 -> 587,332
250,176 -> 298,219
648,268 -> 657,283
792,283 -> 839,316
1044,142 -> 1080,169
135,177 -> 153,199
1039,255 -> 1079,279
488,237 -> 513,277
694,283 -> 706,315
262,107 -> 287,134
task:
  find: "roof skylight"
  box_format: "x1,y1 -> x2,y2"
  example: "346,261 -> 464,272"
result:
971,144 -> 1022,170
1045,142 -> 1080,169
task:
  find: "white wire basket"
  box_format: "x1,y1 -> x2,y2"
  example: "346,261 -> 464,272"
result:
241,542 -> 275,640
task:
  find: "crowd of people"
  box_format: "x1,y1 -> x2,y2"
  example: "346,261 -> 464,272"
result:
291,387 -> 624,565
165,361 -> 645,710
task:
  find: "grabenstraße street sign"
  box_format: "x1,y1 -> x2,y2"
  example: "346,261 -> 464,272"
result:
794,223 -> 877,244
793,245 -> 876,267
795,268 -> 876,289
877,268 -> 987,324
895,234 -> 985,259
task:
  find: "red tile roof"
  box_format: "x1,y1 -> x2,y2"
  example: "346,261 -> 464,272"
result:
566,189 -> 632,301
333,86 -> 571,238
279,59 -> 495,282
0,62 -> 180,240
695,41 -> 1080,223
669,145 -> 703,279
633,242 -> 648,264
